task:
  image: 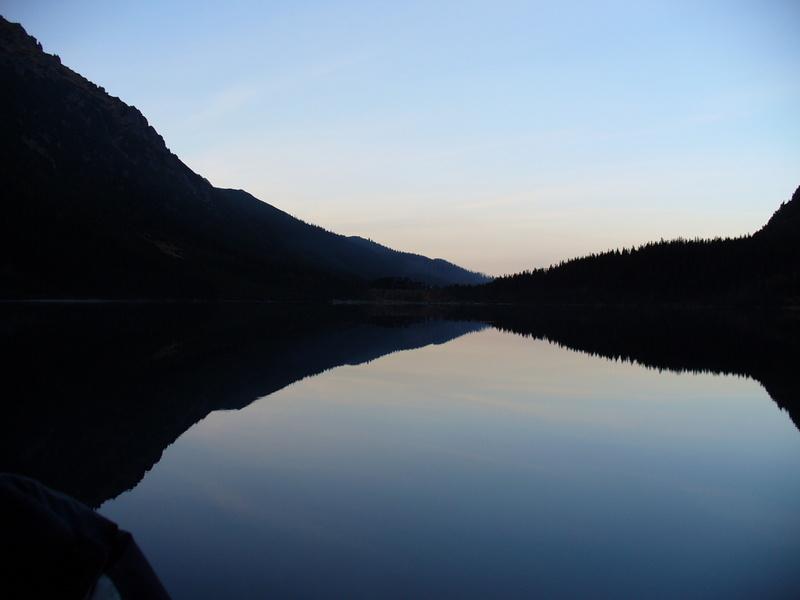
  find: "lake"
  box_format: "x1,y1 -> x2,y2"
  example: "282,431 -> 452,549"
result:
2,305 -> 800,598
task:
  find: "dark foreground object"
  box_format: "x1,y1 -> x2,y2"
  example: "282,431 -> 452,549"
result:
0,474 -> 170,599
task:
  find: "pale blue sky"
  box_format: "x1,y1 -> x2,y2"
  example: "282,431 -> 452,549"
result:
4,0 -> 799,275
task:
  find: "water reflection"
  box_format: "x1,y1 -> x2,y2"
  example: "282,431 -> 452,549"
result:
1,304 -> 799,598
0,304 -> 484,506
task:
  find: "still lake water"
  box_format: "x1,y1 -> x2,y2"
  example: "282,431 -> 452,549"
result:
93,321 -> 800,599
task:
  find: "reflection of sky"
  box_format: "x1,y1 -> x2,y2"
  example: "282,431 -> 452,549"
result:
5,1 -> 800,274
101,328 -> 800,599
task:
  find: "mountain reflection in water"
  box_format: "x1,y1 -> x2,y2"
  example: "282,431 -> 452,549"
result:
1,304 -> 799,598
1,304 -> 798,508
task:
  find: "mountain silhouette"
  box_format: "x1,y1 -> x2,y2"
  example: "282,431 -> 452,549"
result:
0,17 -> 486,300
757,185 -> 800,239
458,186 -> 800,306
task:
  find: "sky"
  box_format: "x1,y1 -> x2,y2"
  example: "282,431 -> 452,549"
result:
3,0 -> 799,276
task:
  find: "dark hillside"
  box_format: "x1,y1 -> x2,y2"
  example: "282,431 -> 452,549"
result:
759,186 -> 800,237
0,17 -> 484,300
347,235 -> 489,286
460,185 -> 800,306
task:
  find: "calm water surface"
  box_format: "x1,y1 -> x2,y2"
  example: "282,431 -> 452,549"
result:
98,325 -> 800,599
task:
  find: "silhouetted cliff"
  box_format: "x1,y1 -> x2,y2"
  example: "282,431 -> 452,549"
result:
759,186 -> 800,238
0,17 -> 486,300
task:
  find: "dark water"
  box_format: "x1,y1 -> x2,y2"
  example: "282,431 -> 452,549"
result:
2,305 -> 799,598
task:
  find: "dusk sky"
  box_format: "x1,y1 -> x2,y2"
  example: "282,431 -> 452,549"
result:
5,0 -> 799,275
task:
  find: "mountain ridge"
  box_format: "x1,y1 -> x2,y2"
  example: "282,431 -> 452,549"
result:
0,16 -> 486,300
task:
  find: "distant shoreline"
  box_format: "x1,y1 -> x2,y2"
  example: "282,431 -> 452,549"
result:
2,298 -> 797,311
